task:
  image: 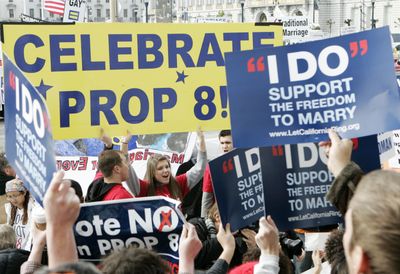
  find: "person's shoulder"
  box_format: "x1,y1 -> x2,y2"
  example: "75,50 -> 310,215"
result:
106,185 -> 134,200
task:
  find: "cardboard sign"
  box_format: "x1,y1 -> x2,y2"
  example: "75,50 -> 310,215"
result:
225,27 -> 399,147
1,23 -> 282,139
4,54 -> 57,206
74,196 -> 184,271
209,148 -> 264,231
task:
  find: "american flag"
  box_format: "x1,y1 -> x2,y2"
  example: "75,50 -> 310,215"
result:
44,0 -> 65,15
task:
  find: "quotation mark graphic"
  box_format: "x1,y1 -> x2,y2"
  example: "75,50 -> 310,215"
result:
8,71 -> 16,91
272,145 -> 284,156
349,40 -> 368,58
351,138 -> 359,151
222,159 -> 234,173
247,56 -> 265,72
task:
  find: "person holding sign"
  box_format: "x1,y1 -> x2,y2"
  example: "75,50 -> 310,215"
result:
133,128 -> 207,200
201,130 -> 233,217
321,130 -> 400,274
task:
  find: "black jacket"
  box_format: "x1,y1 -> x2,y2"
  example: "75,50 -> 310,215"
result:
189,217 -> 247,270
85,177 -> 119,202
0,248 -> 30,274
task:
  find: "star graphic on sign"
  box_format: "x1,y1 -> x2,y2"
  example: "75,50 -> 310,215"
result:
35,79 -> 53,99
176,70 -> 188,83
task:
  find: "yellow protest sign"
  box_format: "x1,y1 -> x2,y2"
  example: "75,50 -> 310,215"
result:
1,23 -> 282,139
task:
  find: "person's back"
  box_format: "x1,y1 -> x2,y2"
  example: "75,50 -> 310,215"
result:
343,170 -> 400,274
0,248 -> 30,274
0,224 -> 29,274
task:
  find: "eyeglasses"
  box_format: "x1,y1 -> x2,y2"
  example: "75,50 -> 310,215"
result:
6,193 -> 23,200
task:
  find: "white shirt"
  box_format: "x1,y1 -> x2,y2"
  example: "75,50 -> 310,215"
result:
5,200 -> 33,251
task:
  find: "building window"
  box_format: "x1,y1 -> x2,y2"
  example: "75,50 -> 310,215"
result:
383,4 -> 391,26
259,13 -> 267,22
106,0 -> 109,2
29,8 -> 34,17
9,9 -> 14,17
124,9 -> 128,17
216,0 -> 222,5
9,0 -> 13,2
50,12 -> 54,17
29,0 -> 33,2
97,9 -> 101,17
106,9 -> 110,18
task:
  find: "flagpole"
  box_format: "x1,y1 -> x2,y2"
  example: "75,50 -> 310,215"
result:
110,0 -> 117,22
41,0 -> 44,20
23,0 -> 27,14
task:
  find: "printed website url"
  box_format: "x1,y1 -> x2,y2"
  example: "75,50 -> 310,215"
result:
288,211 -> 341,222
269,123 -> 360,138
242,206 -> 264,220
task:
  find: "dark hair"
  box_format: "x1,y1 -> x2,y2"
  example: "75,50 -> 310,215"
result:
331,252 -> 349,274
64,179 -> 84,203
218,130 -> 231,139
98,150 -> 124,177
35,262 -> 101,274
9,191 -> 30,226
101,246 -> 169,274
146,154 -> 182,200
0,152 -> 9,173
324,229 -> 345,264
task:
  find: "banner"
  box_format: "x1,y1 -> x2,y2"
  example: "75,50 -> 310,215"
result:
3,54 -> 57,206
55,132 -> 196,195
1,23 -> 282,139
209,148 -> 264,231
74,196 -> 184,272
225,27 -> 399,147
259,135 -> 380,230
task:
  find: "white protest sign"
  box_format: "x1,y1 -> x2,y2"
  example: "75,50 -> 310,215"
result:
377,131 -> 396,162
283,16 -> 310,44
304,232 -> 330,251
63,0 -> 87,22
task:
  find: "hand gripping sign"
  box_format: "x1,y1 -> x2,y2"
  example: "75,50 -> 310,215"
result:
74,196 -> 185,270
259,134 -> 380,230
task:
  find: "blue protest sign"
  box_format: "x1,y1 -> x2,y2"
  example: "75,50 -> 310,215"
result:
259,135 -> 379,230
3,54 -> 56,206
209,148 -> 264,231
74,196 -> 184,270
225,27 -> 400,147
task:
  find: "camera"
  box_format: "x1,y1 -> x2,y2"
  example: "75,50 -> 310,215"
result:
279,232 -> 303,258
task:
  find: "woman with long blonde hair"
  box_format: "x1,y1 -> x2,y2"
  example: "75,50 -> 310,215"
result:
131,129 -> 207,201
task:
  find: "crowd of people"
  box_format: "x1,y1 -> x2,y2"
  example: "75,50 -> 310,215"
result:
0,128 -> 399,274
